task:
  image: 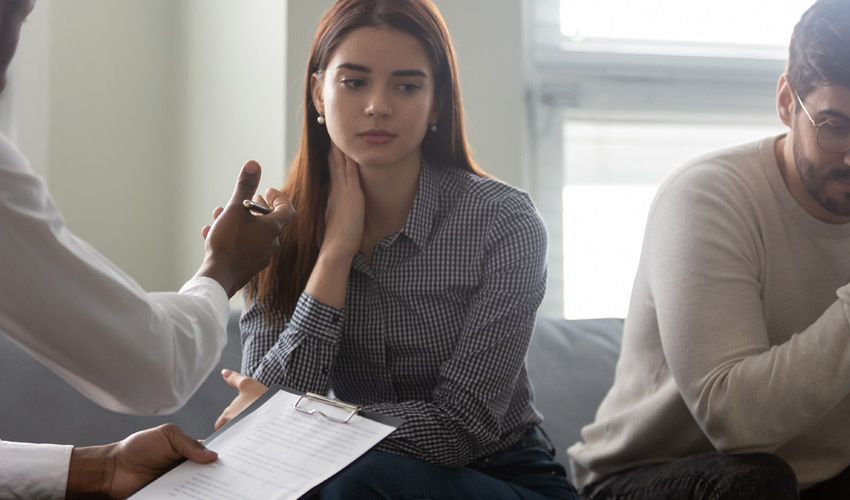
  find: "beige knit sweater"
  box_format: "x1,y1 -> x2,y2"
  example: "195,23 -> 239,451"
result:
568,135 -> 850,490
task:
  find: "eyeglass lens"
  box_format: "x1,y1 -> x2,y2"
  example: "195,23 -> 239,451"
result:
817,124 -> 850,153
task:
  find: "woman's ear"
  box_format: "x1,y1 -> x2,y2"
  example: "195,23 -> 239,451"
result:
777,74 -> 794,128
311,73 -> 325,117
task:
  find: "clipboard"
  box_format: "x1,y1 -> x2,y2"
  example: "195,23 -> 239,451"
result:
131,385 -> 402,500
204,385 -> 402,443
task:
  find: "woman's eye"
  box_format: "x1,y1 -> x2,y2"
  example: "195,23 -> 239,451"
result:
397,83 -> 421,93
342,79 -> 366,89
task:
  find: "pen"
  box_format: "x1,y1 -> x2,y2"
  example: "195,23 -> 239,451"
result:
243,199 -> 273,215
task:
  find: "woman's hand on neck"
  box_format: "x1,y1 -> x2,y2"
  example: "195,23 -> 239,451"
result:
305,145 -> 366,308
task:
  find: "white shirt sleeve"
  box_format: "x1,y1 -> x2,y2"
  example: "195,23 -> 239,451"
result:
0,441 -> 72,500
0,133 -> 229,415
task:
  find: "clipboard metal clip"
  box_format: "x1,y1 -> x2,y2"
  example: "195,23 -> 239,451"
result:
294,392 -> 361,424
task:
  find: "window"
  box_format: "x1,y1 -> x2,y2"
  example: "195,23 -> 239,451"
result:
560,119 -> 781,319
526,0 -> 804,319
560,0 -> 811,54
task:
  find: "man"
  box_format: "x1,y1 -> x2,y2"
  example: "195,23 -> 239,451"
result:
0,0 -> 295,498
568,0 -> 850,498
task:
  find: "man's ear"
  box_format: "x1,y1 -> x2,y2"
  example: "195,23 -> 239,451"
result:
311,73 -> 324,116
777,74 -> 795,128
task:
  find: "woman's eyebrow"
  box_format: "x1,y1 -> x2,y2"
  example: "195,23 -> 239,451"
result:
337,62 -> 370,73
336,63 -> 427,78
392,69 -> 428,78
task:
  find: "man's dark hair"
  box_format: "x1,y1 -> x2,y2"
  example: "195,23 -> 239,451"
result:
788,0 -> 850,100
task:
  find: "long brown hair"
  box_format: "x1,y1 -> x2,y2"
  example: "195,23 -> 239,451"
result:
247,0 -> 485,316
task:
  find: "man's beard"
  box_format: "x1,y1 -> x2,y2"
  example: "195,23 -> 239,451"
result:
793,133 -> 850,217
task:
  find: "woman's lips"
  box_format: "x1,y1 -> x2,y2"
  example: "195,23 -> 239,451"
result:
358,130 -> 395,145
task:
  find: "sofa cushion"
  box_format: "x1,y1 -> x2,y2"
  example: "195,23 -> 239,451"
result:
526,316 -> 623,473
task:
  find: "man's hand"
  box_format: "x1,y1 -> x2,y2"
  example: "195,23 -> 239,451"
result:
214,369 -> 269,430
65,424 -> 217,499
195,160 -> 296,297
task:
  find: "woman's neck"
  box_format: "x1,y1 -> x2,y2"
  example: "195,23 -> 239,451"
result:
358,156 -> 421,252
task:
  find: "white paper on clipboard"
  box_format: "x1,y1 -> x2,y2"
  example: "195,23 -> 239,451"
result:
130,385 -> 401,500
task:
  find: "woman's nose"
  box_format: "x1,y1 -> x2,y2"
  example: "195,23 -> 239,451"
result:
365,90 -> 392,118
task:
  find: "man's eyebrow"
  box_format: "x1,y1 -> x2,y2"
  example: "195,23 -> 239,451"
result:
336,63 -> 428,78
819,108 -> 850,123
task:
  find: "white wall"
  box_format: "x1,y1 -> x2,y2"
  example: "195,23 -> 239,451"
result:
174,0 -> 286,287
438,0 -> 526,188
9,0 -> 525,291
46,0 -> 181,289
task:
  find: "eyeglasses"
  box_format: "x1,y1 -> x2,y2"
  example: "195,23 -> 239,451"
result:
794,90 -> 850,154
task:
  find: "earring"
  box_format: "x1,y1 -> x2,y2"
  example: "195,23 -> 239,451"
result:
430,124 -> 437,133
317,115 -> 326,125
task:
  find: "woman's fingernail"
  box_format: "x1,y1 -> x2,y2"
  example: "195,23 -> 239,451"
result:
222,369 -> 232,377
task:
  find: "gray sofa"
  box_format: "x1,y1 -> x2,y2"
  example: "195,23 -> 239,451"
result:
0,313 -> 623,477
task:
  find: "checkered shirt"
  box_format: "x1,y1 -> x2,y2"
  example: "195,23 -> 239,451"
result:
240,161 -> 548,467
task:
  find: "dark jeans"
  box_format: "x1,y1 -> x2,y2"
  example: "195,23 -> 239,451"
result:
318,427 -> 577,499
580,452 -> 798,500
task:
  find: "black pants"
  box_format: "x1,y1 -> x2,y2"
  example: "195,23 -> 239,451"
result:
580,452 -> 797,499
319,427 -> 577,499
582,452 -> 850,499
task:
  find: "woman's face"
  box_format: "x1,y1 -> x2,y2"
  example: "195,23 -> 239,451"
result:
312,27 -> 437,171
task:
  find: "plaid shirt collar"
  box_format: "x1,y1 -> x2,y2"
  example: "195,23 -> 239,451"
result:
394,159 -> 443,250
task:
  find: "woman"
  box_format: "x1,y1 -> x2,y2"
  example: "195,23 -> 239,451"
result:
218,0 -> 575,498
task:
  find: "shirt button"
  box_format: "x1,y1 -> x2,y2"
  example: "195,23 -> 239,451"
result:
331,314 -> 340,324
321,367 -> 329,375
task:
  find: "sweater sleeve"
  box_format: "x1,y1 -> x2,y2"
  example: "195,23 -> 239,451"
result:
648,165 -> 850,453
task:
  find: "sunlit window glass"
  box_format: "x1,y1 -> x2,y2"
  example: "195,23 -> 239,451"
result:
561,0 -> 814,55
561,120 -> 783,319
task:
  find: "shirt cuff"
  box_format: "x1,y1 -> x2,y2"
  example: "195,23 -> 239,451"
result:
290,292 -> 346,343
178,276 -> 230,329
0,441 -> 72,499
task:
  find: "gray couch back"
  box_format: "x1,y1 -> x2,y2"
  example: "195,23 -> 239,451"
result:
0,313 -> 623,476
0,316 -> 244,445
526,316 -> 623,469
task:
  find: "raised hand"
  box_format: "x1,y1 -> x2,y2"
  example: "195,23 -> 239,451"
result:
195,160 -> 296,297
